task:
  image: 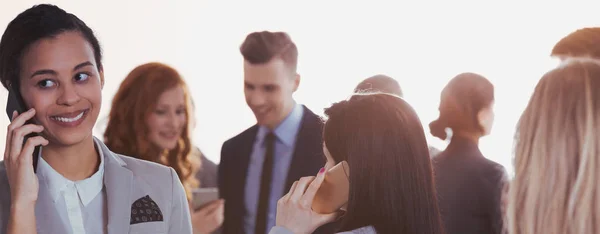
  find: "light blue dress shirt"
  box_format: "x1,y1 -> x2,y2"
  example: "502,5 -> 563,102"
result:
244,103 -> 304,234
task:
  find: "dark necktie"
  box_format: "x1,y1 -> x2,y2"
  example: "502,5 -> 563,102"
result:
255,132 -> 276,234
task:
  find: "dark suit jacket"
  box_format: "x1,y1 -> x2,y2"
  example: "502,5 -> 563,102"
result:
219,106 -> 335,234
433,136 -> 507,234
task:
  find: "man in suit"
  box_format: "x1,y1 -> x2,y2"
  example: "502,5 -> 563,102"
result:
551,27 -> 600,60
353,74 -> 441,157
218,31 -> 328,234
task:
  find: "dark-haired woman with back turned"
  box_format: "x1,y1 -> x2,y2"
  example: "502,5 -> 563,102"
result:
430,73 -> 507,234
0,4 -> 192,234
268,93 -> 444,234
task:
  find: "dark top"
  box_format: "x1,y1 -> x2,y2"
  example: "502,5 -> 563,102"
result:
194,147 -> 218,188
433,136 -> 507,234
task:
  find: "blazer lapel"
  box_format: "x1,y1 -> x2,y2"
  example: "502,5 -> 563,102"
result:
287,108 -> 340,234
231,126 -> 257,213
35,173 -> 69,234
285,106 -> 325,190
100,143 -> 133,234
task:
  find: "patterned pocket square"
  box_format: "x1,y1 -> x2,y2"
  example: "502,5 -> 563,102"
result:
130,195 -> 164,224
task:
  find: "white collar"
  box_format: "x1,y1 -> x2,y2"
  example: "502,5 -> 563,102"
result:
37,138 -> 105,206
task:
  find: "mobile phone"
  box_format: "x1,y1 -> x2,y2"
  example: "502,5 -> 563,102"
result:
312,161 -> 350,214
5,82 -> 40,173
192,188 -> 219,210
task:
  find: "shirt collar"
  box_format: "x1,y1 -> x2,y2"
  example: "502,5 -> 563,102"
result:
257,103 -> 304,147
37,138 -> 105,206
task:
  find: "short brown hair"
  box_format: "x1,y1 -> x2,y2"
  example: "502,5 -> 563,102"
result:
551,27 -> 600,59
240,31 -> 298,71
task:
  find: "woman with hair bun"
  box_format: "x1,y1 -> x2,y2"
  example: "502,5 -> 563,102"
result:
429,73 -> 507,234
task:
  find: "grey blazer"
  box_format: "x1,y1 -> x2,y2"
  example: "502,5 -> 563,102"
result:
0,137 -> 192,234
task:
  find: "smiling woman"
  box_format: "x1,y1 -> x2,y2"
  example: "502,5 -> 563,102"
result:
0,4 -> 192,234
104,62 -> 198,196
19,32 -> 101,145
103,62 -> 224,234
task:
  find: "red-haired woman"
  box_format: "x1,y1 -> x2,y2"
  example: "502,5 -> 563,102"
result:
104,62 -> 223,234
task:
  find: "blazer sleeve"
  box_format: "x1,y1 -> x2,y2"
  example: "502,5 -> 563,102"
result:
168,167 -> 193,234
218,141 -> 231,234
217,142 -> 227,197
0,166 -> 9,234
488,165 -> 508,234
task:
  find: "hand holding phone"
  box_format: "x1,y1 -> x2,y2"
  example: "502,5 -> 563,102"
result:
3,109 -> 48,206
191,188 -> 224,233
275,167 -> 341,234
311,161 -> 350,214
191,188 -> 220,210
5,83 -> 41,172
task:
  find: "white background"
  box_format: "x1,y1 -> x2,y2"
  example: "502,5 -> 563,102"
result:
1,0 -> 599,176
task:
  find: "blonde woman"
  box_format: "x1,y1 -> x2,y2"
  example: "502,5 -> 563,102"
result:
507,57 -> 600,234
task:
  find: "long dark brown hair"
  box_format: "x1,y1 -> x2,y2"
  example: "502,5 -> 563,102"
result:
323,93 -> 444,234
104,62 -> 198,200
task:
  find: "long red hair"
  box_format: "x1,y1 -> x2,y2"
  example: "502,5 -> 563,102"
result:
104,62 -> 199,200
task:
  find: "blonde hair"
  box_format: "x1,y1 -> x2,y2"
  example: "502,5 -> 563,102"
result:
507,58 -> 600,234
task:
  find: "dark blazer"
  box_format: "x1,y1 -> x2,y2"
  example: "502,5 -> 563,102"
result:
433,136 -> 507,234
219,105 -> 335,234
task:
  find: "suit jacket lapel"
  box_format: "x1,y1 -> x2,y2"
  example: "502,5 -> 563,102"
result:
35,173 -> 69,234
232,126 -> 257,214
285,106 -> 325,190
100,143 -> 133,234
287,108 -> 339,234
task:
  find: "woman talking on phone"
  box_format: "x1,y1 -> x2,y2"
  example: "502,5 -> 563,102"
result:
104,62 -> 224,234
269,93 -> 444,234
0,4 -> 192,234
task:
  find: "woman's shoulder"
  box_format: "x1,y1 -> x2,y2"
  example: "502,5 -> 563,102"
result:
338,226 -> 377,234
110,152 -> 174,178
96,137 -> 172,176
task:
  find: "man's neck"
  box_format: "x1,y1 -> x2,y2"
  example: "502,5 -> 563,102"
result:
41,135 -> 100,181
265,102 -> 296,131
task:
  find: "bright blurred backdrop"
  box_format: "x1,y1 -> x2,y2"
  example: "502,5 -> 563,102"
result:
1,0 -> 599,177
